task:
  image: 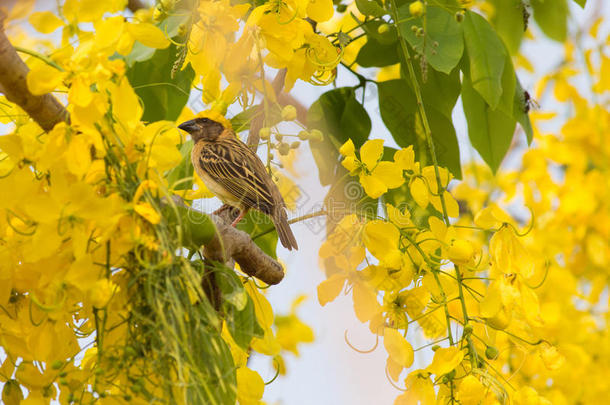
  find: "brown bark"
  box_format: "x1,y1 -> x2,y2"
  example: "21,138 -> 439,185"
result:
0,21 -> 68,131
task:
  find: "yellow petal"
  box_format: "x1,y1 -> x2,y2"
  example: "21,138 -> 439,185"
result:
394,146 -> 415,171
89,279 -> 118,308
387,204 -> 413,228
110,77 -> 142,130
307,0 -> 334,22
26,63 -> 65,95
386,356 -> 403,382
134,202 -> 161,224
410,177 -> 429,208
246,281 -> 274,328
94,15 -> 125,50
443,191 -> 460,218
317,274 -> 346,306
427,346 -> 464,376
127,22 -> 170,49
68,75 -> 93,107
353,281 -> 381,323
360,139 -> 384,169
539,343 -> 565,371
474,203 -> 513,228
396,371 -> 436,405
363,220 -> 401,267
236,367 -> 264,405
339,139 -> 355,156
66,135 -> 92,177
372,161 -> 404,189
479,282 -> 502,318
456,375 -> 486,405
383,327 -> 414,368
29,11 -> 63,34
341,155 -> 359,172
359,173 -> 387,198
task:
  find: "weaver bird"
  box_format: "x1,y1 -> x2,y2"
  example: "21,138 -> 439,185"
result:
178,117 -> 298,251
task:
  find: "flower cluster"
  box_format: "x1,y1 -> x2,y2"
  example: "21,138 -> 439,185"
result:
0,1 -> 315,403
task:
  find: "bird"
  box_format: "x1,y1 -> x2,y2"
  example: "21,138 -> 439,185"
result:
178,117 -> 299,251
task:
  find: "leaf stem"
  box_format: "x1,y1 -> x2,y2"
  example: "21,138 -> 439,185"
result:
14,46 -> 64,71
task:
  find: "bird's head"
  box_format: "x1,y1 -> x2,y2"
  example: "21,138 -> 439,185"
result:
178,117 -> 225,142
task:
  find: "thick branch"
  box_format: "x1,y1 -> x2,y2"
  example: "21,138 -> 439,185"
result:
127,0 -> 148,13
169,197 -> 285,285
205,214 -> 284,285
0,20 -> 68,131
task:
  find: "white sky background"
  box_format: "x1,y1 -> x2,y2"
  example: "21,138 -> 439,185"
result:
0,0 -> 607,404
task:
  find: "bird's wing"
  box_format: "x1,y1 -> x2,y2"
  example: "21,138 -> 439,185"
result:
197,138 -> 277,214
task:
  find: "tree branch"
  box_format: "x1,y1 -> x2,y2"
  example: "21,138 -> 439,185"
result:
205,214 -> 284,285
0,17 -> 68,131
127,0 -> 148,13
169,197 -> 285,285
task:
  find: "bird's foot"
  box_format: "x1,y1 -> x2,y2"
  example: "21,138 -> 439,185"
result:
230,210 -> 247,227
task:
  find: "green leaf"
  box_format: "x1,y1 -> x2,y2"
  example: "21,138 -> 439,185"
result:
217,267 -> 248,311
167,140 -> 194,190
355,0 -> 386,16
308,87 -> 371,185
230,106 -> 260,133
126,44 -> 195,122
531,0 -> 568,42
489,0 -> 525,54
461,73 -> 516,173
356,38 -> 399,67
237,210 -> 278,259
462,11 -> 506,109
573,0 -> 586,8
378,78 -> 461,178
227,293 -> 264,349
216,266 -> 264,349
163,204 -> 217,249
513,79 -> 533,144
401,5 -> 464,74
497,51 -> 516,116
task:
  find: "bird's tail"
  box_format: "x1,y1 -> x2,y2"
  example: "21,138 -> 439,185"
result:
273,208 -> 298,250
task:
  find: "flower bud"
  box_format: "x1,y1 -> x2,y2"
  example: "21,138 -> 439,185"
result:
281,105 -> 297,121
309,129 -> 324,142
278,142 -> 290,156
448,239 -> 474,265
259,127 -> 271,140
378,23 -> 391,35
485,346 -> 500,360
409,1 -> 425,17
298,130 -> 310,140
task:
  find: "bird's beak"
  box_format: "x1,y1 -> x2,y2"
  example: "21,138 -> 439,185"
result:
178,119 -> 198,133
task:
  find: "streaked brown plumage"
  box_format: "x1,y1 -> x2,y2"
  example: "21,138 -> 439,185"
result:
178,117 -> 298,250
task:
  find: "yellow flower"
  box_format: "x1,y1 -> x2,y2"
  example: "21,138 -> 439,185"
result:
363,220 -> 402,268
426,346 -> 464,376
339,139 -> 404,198
236,367 -> 264,405
89,279 -> 118,308
383,327 -> 414,368
489,226 -> 534,278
